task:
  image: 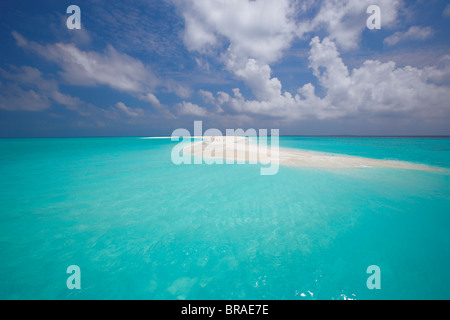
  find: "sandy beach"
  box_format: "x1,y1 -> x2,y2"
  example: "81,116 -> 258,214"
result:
181,136 -> 436,171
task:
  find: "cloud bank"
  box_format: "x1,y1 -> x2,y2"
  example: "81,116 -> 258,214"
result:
174,0 -> 450,124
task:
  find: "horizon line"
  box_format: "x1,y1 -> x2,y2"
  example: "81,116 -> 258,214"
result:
1,135 -> 450,139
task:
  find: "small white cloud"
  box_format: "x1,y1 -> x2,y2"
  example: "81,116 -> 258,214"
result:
115,102 -> 143,117
165,80 -> 192,99
141,93 -> 161,107
199,89 -> 215,104
183,14 -> 218,53
199,89 -> 223,113
176,101 -> 208,117
384,26 -> 434,46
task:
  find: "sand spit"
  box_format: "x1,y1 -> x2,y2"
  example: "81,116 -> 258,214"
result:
182,136 -> 437,171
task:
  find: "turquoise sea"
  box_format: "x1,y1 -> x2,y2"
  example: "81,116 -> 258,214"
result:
0,137 -> 449,300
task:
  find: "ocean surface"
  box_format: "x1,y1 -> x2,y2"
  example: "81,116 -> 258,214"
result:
0,137 -> 449,300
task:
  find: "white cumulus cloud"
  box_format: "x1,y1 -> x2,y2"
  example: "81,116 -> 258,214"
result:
204,37 -> 450,121
300,0 -> 401,50
178,0 -> 298,64
176,101 -> 208,117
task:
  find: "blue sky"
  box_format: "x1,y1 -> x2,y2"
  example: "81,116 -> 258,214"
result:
0,0 -> 449,137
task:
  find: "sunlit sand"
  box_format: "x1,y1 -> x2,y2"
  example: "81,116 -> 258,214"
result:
182,136 -> 436,171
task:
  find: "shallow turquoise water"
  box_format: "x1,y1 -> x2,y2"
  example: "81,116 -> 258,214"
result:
0,137 -> 449,300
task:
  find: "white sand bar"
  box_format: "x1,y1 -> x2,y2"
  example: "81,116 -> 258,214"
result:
182,136 -> 438,171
